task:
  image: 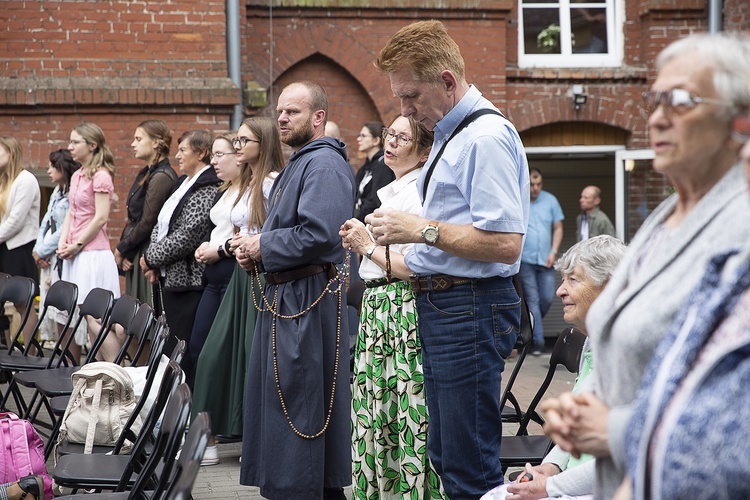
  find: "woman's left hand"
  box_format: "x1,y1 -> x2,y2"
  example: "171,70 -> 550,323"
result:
505,463 -> 550,500
139,255 -> 150,273
144,268 -> 159,284
340,218 -> 374,256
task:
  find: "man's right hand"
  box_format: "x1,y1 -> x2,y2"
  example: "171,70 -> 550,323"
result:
366,207 -> 424,246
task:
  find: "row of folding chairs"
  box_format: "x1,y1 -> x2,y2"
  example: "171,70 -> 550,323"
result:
0,274 -> 210,497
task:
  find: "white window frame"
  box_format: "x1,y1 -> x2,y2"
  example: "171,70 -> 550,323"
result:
518,0 -> 623,68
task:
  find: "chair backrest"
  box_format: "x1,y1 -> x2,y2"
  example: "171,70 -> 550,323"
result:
113,302 -> 154,365
57,288 -> 115,367
156,412 -> 210,500
1,276 -> 37,354
112,327 -> 169,454
115,381 -> 191,493
24,280 -> 78,362
169,338 -> 186,365
86,295 -> 139,363
516,328 -> 587,435
0,273 -> 10,309
113,360 -> 183,492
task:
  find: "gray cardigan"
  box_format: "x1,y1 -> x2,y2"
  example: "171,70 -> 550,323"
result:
586,162 -> 750,499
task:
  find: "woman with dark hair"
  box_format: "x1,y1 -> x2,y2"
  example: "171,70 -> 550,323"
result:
354,121 -> 393,222
115,120 -> 177,312
33,149 -> 81,343
59,122 -> 121,361
0,136 -> 41,347
140,129 -> 221,383
192,117 -> 282,465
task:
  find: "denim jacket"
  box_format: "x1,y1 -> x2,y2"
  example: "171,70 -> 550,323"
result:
33,186 -> 69,259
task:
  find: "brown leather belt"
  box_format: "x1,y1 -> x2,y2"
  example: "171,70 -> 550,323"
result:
264,263 -> 334,285
364,277 -> 403,289
409,274 -> 474,292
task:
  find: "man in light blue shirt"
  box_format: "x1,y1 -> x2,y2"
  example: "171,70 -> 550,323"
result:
368,20 -> 529,499
520,167 -> 564,354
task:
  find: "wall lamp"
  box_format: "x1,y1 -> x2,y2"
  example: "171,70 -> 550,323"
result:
572,84 -> 587,110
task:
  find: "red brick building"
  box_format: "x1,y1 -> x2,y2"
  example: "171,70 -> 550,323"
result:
1,0 -> 748,255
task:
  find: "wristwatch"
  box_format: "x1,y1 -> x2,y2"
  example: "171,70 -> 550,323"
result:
365,244 -> 378,259
217,245 -> 227,259
421,222 -> 439,246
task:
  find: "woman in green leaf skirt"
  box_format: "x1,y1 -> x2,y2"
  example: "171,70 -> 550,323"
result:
341,115 -> 444,499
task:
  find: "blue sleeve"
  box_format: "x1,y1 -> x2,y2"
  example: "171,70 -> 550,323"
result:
260,165 -> 355,271
454,126 -> 527,234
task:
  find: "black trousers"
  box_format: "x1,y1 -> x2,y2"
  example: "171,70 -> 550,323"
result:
161,287 -> 203,387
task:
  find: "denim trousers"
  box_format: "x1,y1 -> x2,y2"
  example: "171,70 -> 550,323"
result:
415,276 -> 520,499
519,262 -> 556,348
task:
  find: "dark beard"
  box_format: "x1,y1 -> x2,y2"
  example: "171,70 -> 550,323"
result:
282,119 -> 314,148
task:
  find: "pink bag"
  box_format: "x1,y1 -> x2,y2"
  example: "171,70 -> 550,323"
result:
0,412 -> 53,499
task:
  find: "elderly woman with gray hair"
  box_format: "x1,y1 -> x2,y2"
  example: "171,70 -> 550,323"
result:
541,32 -> 750,499
482,235 -> 626,500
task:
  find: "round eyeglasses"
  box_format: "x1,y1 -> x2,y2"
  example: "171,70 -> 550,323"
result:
210,151 -> 237,159
381,128 -> 413,148
232,137 -> 260,149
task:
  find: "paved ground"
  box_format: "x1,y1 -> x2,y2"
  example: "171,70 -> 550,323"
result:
191,350 -> 577,499
3,347 -> 575,499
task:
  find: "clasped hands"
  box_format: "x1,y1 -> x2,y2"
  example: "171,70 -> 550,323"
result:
540,391 -> 612,459
364,207 -> 425,246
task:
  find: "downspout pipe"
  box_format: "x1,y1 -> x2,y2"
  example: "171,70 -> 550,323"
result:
227,0 -> 243,130
708,0 -> 723,34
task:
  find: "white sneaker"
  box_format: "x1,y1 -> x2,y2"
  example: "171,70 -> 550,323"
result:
201,445 -> 220,466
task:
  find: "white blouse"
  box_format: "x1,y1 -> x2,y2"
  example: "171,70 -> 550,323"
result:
358,168 -> 422,281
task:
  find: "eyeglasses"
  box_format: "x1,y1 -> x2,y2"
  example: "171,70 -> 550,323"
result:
643,88 -> 725,117
68,139 -> 87,145
381,128 -> 413,148
232,137 -> 260,149
210,151 -> 237,159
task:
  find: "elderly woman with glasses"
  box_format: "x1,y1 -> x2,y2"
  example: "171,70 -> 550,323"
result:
141,129 -> 221,383
483,235 -> 626,500
541,33 -> 750,499
340,115 -> 444,499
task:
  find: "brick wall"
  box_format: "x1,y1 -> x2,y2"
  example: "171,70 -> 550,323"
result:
0,0 -> 240,248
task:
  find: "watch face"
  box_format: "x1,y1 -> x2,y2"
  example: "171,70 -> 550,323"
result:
423,227 -> 438,244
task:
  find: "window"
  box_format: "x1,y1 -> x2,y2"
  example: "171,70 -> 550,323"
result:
519,0 -> 621,68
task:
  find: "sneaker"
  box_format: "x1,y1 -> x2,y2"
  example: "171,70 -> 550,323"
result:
201,445 -> 220,466
531,347 -> 544,356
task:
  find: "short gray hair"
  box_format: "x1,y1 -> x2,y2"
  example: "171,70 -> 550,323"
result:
555,235 -> 627,287
656,32 -> 750,119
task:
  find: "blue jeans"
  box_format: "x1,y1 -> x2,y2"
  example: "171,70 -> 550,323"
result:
415,276 -> 520,499
519,263 -> 556,349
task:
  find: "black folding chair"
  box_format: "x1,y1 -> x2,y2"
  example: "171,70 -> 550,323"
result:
54,411 -> 210,500
0,276 -> 37,357
0,279 -> 78,412
14,288 -> 115,431
52,365 -> 189,492
499,328 -> 586,470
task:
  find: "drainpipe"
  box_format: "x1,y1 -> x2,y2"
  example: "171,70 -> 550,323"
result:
227,0 -> 243,130
708,0 -> 723,34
